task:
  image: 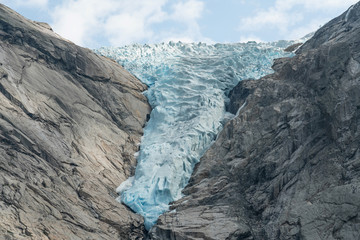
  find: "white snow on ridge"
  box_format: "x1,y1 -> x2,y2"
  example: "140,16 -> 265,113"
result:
96,40 -> 294,230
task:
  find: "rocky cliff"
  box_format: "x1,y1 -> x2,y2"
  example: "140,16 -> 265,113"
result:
151,2 -> 360,240
0,4 -> 150,240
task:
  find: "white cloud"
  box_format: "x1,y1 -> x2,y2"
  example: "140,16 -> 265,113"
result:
50,0 -> 208,47
1,0 -> 48,8
239,7 -> 303,33
157,0 -> 206,43
287,19 -> 326,40
238,0 -> 359,41
171,0 -> 204,22
103,0 -> 168,46
105,13 -> 152,46
51,0 -> 114,46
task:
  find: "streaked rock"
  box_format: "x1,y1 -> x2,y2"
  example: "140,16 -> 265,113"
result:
0,4 -> 150,240
151,3 -> 360,240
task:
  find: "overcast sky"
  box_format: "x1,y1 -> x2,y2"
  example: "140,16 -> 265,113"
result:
0,0 -> 358,48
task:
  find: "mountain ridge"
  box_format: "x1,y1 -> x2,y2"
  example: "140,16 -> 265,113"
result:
150,2 -> 360,239
0,3 -> 150,239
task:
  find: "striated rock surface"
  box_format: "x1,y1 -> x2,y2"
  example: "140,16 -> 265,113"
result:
0,4 -> 150,240
151,3 -> 360,240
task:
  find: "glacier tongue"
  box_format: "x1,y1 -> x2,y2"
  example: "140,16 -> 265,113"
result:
96,41 -> 294,229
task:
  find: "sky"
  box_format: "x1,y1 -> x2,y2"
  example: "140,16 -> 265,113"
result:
0,0 -> 358,48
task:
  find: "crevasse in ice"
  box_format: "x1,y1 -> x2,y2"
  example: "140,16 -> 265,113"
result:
96,40 -> 294,229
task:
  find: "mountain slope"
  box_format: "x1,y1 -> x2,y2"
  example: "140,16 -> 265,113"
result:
0,4 -> 150,239
151,3 -> 360,240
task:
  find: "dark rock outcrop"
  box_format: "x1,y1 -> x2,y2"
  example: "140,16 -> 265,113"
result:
0,4 -> 150,239
151,2 -> 360,240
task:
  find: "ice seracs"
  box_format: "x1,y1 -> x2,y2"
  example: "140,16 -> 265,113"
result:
96,41 -> 294,229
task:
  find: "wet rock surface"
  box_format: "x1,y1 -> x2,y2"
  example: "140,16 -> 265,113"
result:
0,4 -> 150,240
151,3 -> 360,240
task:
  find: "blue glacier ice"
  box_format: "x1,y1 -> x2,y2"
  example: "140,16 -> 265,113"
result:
96,40 -> 295,229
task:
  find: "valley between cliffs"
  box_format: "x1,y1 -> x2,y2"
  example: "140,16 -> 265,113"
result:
1,2 -> 360,240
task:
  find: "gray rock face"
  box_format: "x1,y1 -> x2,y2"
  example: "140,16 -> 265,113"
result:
151,3 -> 360,240
0,4 -> 150,240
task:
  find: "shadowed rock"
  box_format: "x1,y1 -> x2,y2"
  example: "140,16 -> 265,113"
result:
0,4 -> 150,240
150,2 -> 360,240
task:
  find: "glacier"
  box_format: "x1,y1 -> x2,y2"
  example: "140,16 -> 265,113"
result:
96,40 -> 295,230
